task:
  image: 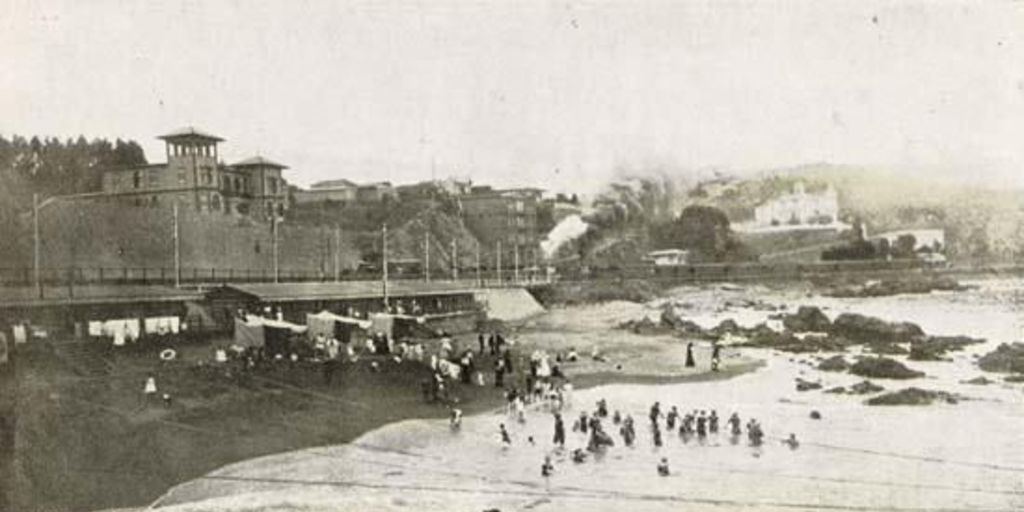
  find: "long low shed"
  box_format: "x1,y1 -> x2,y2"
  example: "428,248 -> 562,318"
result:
204,281 -> 480,328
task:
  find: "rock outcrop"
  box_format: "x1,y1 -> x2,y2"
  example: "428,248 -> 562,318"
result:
977,343 -> 1024,373
849,357 -> 924,380
866,388 -> 959,406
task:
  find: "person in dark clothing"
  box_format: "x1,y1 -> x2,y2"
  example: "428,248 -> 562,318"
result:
649,401 -> 662,425
709,410 -> 719,434
596,399 -> 609,418
666,406 -> 679,431
657,457 -> 670,476
578,411 -> 589,434
728,412 -> 742,435
553,412 -> 566,446
478,333 -> 486,354
652,423 -> 663,447
494,358 -> 506,388
711,342 -> 722,372
621,415 -> 636,447
503,348 -> 514,374
685,342 -> 696,368
696,411 -> 707,439
499,423 -> 512,445
541,456 -> 554,477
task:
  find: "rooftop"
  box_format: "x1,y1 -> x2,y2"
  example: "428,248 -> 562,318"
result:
157,126 -> 225,143
232,156 -> 288,169
310,179 -> 357,190
220,281 -> 474,302
0,285 -> 202,308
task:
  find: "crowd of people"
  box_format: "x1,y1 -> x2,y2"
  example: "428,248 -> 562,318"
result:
486,393 -> 795,479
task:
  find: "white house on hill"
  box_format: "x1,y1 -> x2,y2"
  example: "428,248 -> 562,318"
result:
754,182 -> 839,227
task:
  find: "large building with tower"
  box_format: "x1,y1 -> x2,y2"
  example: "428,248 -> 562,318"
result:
100,127 -> 289,220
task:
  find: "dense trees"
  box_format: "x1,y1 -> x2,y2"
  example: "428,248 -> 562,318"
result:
650,205 -> 753,263
0,135 -> 147,211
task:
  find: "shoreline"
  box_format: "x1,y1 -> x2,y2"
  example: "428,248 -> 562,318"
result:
149,355 -> 766,509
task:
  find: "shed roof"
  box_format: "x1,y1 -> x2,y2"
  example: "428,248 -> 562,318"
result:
220,281 -> 475,302
0,285 -> 202,308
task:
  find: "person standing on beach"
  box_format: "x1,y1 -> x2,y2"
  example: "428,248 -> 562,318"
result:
709,410 -> 719,434
711,341 -> 722,372
478,333 -> 485,354
500,423 -> 512,445
494,357 -> 506,388
553,412 -> 566,447
685,342 -> 696,368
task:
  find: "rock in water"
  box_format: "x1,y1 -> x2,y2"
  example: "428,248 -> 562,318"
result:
866,388 -> 959,406
818,355 -> 850,372
782,306 -> 831,333
961,376 -> 994,385
830,313 -> 925,344
849,357 -> 924,380
795,378 -> 823,391
848,380 -> 885,394
977,343 -> 1024,373
910,336 -> 986,361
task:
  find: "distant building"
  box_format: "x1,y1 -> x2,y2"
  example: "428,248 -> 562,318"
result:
646,249 -> 690,266
293,179 -> 396,205
460,187 -> 543,266
293,179 -> 358,204
754,182 -> 838,227
873,228 -> 945,252
100,127 -> 289,220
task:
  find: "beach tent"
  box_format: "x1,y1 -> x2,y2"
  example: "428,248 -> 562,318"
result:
234,316 -> 307,356
306,311 -> 372,343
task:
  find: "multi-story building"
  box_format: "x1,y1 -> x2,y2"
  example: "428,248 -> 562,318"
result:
101,127 -> 289,220
753,182 -> 838,227
460,187 -> 543,267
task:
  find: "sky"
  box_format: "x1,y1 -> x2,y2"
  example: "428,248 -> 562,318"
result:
3,0 -> 1024,194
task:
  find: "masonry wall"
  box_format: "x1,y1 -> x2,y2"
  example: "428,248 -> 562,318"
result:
11,201 -> 362,282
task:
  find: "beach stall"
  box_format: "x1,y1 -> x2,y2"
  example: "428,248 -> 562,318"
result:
306,311 -> 371,344
233,315 -> 307,356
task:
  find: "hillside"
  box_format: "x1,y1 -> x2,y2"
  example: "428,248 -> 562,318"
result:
699,164 -> 1024,263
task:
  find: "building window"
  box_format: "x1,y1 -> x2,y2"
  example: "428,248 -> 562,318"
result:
269,178 -> 278,194
255,241 -> 261,254
132,171 -> 141,189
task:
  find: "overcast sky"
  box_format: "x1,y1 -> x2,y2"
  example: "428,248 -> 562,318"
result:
3,0 -> 1023,194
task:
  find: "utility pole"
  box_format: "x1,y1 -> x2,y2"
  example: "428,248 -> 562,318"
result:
173,201 -> 181,288
32,193 -> 41,299
451,238 -> 458,281
496,240 -> 502,285
424,232 -> 430,282
334,224 -> 340,282
382,224 -> 389,308
273,216 -> 280,283
475,241 -> 481,288
514,243 -> 520,284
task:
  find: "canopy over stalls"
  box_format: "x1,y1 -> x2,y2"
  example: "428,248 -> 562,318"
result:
306,311 -> 372,343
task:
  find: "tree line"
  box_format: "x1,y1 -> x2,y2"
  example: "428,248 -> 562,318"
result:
0,135 -> 147,211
